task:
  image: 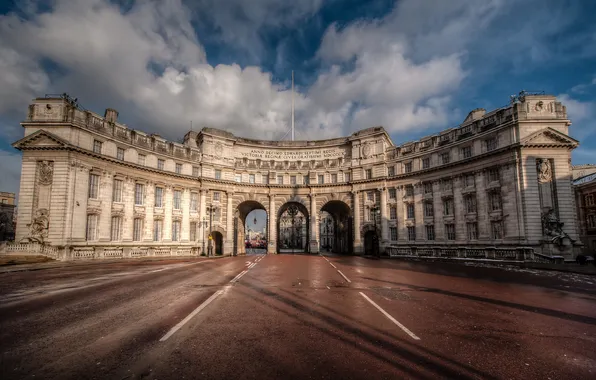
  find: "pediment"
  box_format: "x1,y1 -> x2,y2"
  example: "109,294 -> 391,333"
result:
521,127 -> 578,148
12,130 -> 70,150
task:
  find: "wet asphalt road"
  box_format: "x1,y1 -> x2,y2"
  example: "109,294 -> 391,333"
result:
0,255 -> 595,380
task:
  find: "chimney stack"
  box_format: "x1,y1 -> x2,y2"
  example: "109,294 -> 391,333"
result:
105,108 -> 119,123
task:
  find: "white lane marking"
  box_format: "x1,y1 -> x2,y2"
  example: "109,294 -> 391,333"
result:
337,270 -> 351,283
359,292 -> 420,340
160,290 -> 223,342
329,263 -> 337,269
326,286 -> 330,290
230,270 -> 248,283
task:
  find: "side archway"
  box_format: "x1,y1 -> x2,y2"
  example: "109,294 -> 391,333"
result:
235,200 -> 267,256
320,200 -> 353,254
361,224 -> 380,257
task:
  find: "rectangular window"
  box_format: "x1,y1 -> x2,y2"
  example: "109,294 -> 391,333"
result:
172,221 -> 181,241
88,174 -> 100,199
491,221 -> 503,239
406,203 -> 415,219
426,225 -> 435,241
441,152 -> 450,165
93,140 -> 102,154
424,183 -> 433,194
303,175 -> 309,185
365,169 -> 372,179
407,226 -> 416,241
86,214 -> 98,241
368,208 -> 377,223
190,222 -> 197,241
443,198 -> 454,216
390,227 -> 398,241
445,224 -> 456,240
486,137 -> 498,151
235,174 -> 242,183
263,174 -> 269,184
110,216 -> 122,241
587,214 -> 596,228
193,166 -> 200,177
117,147 -> 125,160
153,220 -> 163,241
344,172 -> 351,182
422,157 -> 430,169
461,146 -> 472,159
249,174 -> 255,184
404,162 -> 412,173
442,179 -> 453,191
112,179 -> 123,202
154,187 -> 163,207
488,168 -> 499,183
424,202 -> 434,217
465,174 -> 475,188
138,154 -> 146,166
212,192 -> 220,202
133,218 -> 143,242
291,175 -> 297,185
405,185 -> 414,197
465,195 -> 477,213
318,175 -> 324,184
489,191 -> 502,211
388,166 -> 395,176
331,174 -> 338,183
175,163 -> 182,174
467,222 -> 478,240
389,188 -> 396,199
277,175 -> 283,184
390,206 -> 397,220
586,195 -> 594,206
367,191 -> 374,202
173,190 -> 182,209
190,192 -> 198,211
157,159 -> 165,170
135,183 -> 144,205
215,169 -> 222,179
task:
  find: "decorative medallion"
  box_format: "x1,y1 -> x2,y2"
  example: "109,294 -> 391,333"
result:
214,143 -> 223,158
362,143 -> 371,158
37,161 -> 54,185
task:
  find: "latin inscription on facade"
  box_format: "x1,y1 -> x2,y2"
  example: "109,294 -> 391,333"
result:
239,148 -> 346,160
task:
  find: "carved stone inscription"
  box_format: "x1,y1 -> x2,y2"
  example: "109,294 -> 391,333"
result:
238,148 -> 346,161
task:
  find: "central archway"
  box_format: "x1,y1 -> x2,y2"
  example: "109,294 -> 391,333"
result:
277,201 -> 310,253
320,200 -> 353,255
235,200 -> 268,256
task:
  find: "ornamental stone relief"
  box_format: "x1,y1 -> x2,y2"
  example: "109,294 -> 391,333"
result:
37,161 -> 54,185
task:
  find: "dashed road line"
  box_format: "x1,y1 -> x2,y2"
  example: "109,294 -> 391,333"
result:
337,270 -> 351,283
359,292 -> 420,340
159,290 -> 224,342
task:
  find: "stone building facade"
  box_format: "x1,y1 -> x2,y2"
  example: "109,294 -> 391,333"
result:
0,192 -> 16,241
10,92 -> 583,261
574,172 -> 596,256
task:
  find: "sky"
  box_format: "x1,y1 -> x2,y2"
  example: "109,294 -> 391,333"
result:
1,0 -> 595,207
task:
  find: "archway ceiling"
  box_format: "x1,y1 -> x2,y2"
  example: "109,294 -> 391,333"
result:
321,200 -> 351,218
237,200 -> 266,220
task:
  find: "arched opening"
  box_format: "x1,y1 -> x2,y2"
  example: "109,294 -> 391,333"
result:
235,200 -> 267,256
363,226 -> 379,257
320,200 -> 353,254
277,201 -> 309,253
212,231 -> 224,256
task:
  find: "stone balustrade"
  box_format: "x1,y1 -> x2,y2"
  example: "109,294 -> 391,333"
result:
386,245 -> 537,262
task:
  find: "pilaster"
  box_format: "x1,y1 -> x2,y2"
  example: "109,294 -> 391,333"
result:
163,185 -> 173,242
181,188 -> 190,242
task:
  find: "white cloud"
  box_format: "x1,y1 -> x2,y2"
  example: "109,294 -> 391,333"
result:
557,94 -> 596,141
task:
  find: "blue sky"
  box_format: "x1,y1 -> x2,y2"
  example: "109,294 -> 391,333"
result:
1,0 -> 595,202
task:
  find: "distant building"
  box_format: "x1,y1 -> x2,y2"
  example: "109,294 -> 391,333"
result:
0,192 -> 16,241
574,171 -> 596,256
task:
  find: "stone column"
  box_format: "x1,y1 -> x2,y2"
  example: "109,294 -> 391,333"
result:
353,190 -> 362,253
181,188 -> 190,243
122,179 -> 134,242
310,194 -> 319,253
163,186 -> 173,242
268,195 -> 276,254
379,187 -> 389,249
225,191 -> 234,255
453,176 -> 465,241
432,181 -> 444,240
98,173 -> 113,242
144,184 -> 154,242
476,171 -> 489,239
198,190 -> 207,253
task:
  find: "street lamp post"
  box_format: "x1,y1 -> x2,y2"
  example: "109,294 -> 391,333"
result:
201,216 -> 208,256
206,204 -> 216,257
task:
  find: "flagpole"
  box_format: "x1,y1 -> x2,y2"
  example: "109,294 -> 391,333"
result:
291,70 -> 295,141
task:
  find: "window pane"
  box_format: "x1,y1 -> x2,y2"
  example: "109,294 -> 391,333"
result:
133,218 -> 143,241
138,154 -> 146,166
174,190 -> 182,209
112,179 -> 123,202
135,184 -> 144,205
157,159 -> 165,170
117,147 -> 125,160
110,216 -> 122,241
88,174 -> 99,199
86,214 -> 97,240
155,187 -> 163,207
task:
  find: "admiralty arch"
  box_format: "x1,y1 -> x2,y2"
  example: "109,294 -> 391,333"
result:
10,92 -> 582,261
